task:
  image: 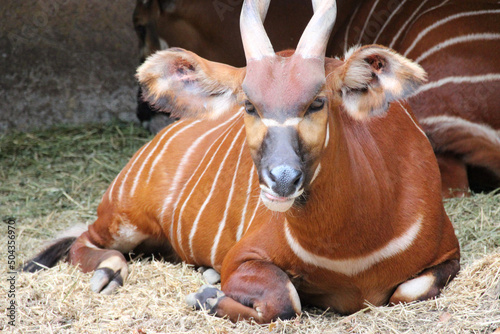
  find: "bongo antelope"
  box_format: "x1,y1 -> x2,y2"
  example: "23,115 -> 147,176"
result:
332,0 -> 500,197
25,0 -> 460,323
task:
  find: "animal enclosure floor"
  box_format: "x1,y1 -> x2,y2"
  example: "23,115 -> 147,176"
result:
0,121 -> 499,333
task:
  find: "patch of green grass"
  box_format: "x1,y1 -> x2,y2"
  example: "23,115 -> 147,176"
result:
0,121 -> 151,236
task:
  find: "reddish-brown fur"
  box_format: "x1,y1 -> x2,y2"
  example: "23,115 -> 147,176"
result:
26,0 -> 462,324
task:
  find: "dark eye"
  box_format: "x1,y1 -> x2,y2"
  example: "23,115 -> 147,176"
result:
307,98 -> 325,114
244,100 -> 258,116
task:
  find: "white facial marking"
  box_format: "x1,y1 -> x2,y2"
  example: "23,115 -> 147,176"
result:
260,191 -> 295,212
259,185 -> 303,213
261,117 -> 302,128
324,123 -> 330,149
284,216 -> 423,276
395,274 -> 435,300
310,163 -> 322,185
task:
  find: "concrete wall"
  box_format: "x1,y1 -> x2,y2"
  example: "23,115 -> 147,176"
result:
0,0 -> 139,132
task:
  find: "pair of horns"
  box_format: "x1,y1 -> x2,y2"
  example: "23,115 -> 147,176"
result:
240,0 -> 337,61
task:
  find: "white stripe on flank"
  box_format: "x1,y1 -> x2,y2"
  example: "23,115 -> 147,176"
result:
210,128 -> 246,267
261,118 -> 302,127
415,33 -> 500,64
167,112 -> 243,257
130,120 -> 194,198
109,140 -> 153,202
107,168 -> 124,203
388,0 -> 430,48
116,121 -> 185,203
357,0 -> 381,45
116,140 -> 154,203
343,2 -> 362,53
404,9 -> 500,57
373,0 -> 407,44
188,125 -> 245,261
397,101 -> 427,138
419,115 -> 500,146
236,163 -> 256,241
245,197 -> 261,234
284,215 -> 423,276
144,120 -> 199,186
412,74 -> 500,95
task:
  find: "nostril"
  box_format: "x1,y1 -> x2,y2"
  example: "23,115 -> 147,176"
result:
293,172 -> 304,187
268,165 -> 304,196
267,169 -> 277,183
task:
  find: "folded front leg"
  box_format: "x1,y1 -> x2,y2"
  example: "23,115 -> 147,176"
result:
187,260 -> 301,323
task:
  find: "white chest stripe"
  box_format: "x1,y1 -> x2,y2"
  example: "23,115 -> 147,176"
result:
284,216 -> 423,276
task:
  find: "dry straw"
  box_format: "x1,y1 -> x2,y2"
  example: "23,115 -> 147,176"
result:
1,122 -> 499,333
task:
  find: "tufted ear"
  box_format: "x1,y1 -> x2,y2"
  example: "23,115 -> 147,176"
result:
136,48 -> 245,120
336,45 -> 427,119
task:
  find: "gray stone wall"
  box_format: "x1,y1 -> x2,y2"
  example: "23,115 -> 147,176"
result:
0,0 -> 139,132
